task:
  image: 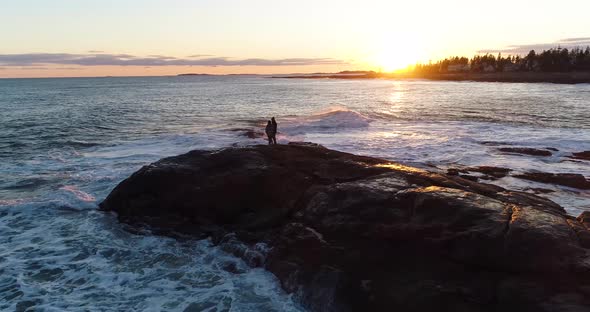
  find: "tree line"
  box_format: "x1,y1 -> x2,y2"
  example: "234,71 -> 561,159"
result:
413,46 -> 590,74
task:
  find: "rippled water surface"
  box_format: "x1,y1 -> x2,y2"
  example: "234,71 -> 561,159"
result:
1,76 -> 589,310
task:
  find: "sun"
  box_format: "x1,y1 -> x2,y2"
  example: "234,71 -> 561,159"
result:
368,34 -> 424,72
372,42 -> 418,72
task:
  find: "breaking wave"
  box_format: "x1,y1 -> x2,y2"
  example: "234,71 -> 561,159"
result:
279,107 -> 372,136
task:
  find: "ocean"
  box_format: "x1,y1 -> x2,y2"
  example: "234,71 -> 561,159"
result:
1,76 -> 589,311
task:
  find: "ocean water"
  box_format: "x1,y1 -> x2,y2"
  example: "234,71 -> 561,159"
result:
1,76 -> 589,311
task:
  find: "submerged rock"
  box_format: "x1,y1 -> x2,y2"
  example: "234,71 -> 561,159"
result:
526,187 -> 556,194
447,166 -> 512,181
467,166 -> 513,179
514,172 -> 590,190
230,128 -> 265,139
570,151 -> 590,161
478,141 -> 513,146
100,144 -> 590,312
446,168 -> 468,176
498,147 -> 553,157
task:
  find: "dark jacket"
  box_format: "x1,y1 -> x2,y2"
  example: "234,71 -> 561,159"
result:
265,122 -> 275,136
271,117 -> 277,134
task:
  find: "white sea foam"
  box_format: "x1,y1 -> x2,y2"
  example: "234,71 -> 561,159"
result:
0,201 -> 304,311
60,186 -> 96,202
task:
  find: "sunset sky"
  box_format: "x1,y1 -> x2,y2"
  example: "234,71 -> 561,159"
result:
2,0 -> 590,78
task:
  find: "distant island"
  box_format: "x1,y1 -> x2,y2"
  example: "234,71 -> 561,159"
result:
177,73 -> 262,77
276,46 -> 590,84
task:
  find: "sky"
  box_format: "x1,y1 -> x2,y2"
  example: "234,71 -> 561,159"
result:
1,0 -> 590,78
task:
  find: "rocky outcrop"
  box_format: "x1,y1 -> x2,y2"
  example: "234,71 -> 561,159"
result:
100,144 -> 590,312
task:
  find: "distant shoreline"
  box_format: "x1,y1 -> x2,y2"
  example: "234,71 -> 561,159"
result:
273,72 -> 590,84
3,72 -> 590,84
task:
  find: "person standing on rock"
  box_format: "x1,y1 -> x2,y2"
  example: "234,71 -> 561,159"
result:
271,117 -> 278,144
265,120 -> 275,145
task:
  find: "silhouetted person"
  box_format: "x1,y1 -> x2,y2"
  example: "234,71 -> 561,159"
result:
271,117 -> 277,144
265,120 -> 275,145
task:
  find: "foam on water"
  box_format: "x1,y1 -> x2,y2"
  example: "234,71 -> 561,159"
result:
0,206 -> 303,311
0,136 -> 304,311
59,186 -> 96,202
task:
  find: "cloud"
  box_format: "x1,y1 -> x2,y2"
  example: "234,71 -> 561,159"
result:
1,66 -> 79,70
478,37 -> 590,55
559,37 -> 590,43
87,50 -> 104,53
147,54 -> 178,59
0,53 -> 347,67
187,54 -> 214,58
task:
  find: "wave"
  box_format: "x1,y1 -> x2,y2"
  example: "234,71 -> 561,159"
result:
312,108 -> 372,128
278,107 -> 372,137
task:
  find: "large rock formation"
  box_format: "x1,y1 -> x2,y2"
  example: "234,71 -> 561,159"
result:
100,144 -> 590,312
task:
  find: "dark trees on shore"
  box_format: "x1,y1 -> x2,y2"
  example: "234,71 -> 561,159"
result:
414,46 -> 590,74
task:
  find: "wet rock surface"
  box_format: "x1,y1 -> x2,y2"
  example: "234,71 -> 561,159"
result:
100,144 -> 590,312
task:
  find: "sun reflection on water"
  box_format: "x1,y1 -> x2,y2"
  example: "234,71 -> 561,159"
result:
389,81 -> 407,104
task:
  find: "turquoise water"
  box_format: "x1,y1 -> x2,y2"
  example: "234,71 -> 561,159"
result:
1,76 -> 589,310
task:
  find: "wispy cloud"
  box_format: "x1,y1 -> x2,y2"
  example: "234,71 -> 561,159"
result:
559,37 -> 590,43
0,66 -> 83,71
478,37 -> 590,54
187,54 -> 214,58
17,67 -> 52,70
0,53 -> 347,67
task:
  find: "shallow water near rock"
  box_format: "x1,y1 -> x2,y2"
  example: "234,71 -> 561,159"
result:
1,76 -> 589,310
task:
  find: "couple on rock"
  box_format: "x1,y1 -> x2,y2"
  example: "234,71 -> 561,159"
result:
265,117 -> 278,145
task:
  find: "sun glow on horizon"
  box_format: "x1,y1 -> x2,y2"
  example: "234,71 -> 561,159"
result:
366,33 -> 426,72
